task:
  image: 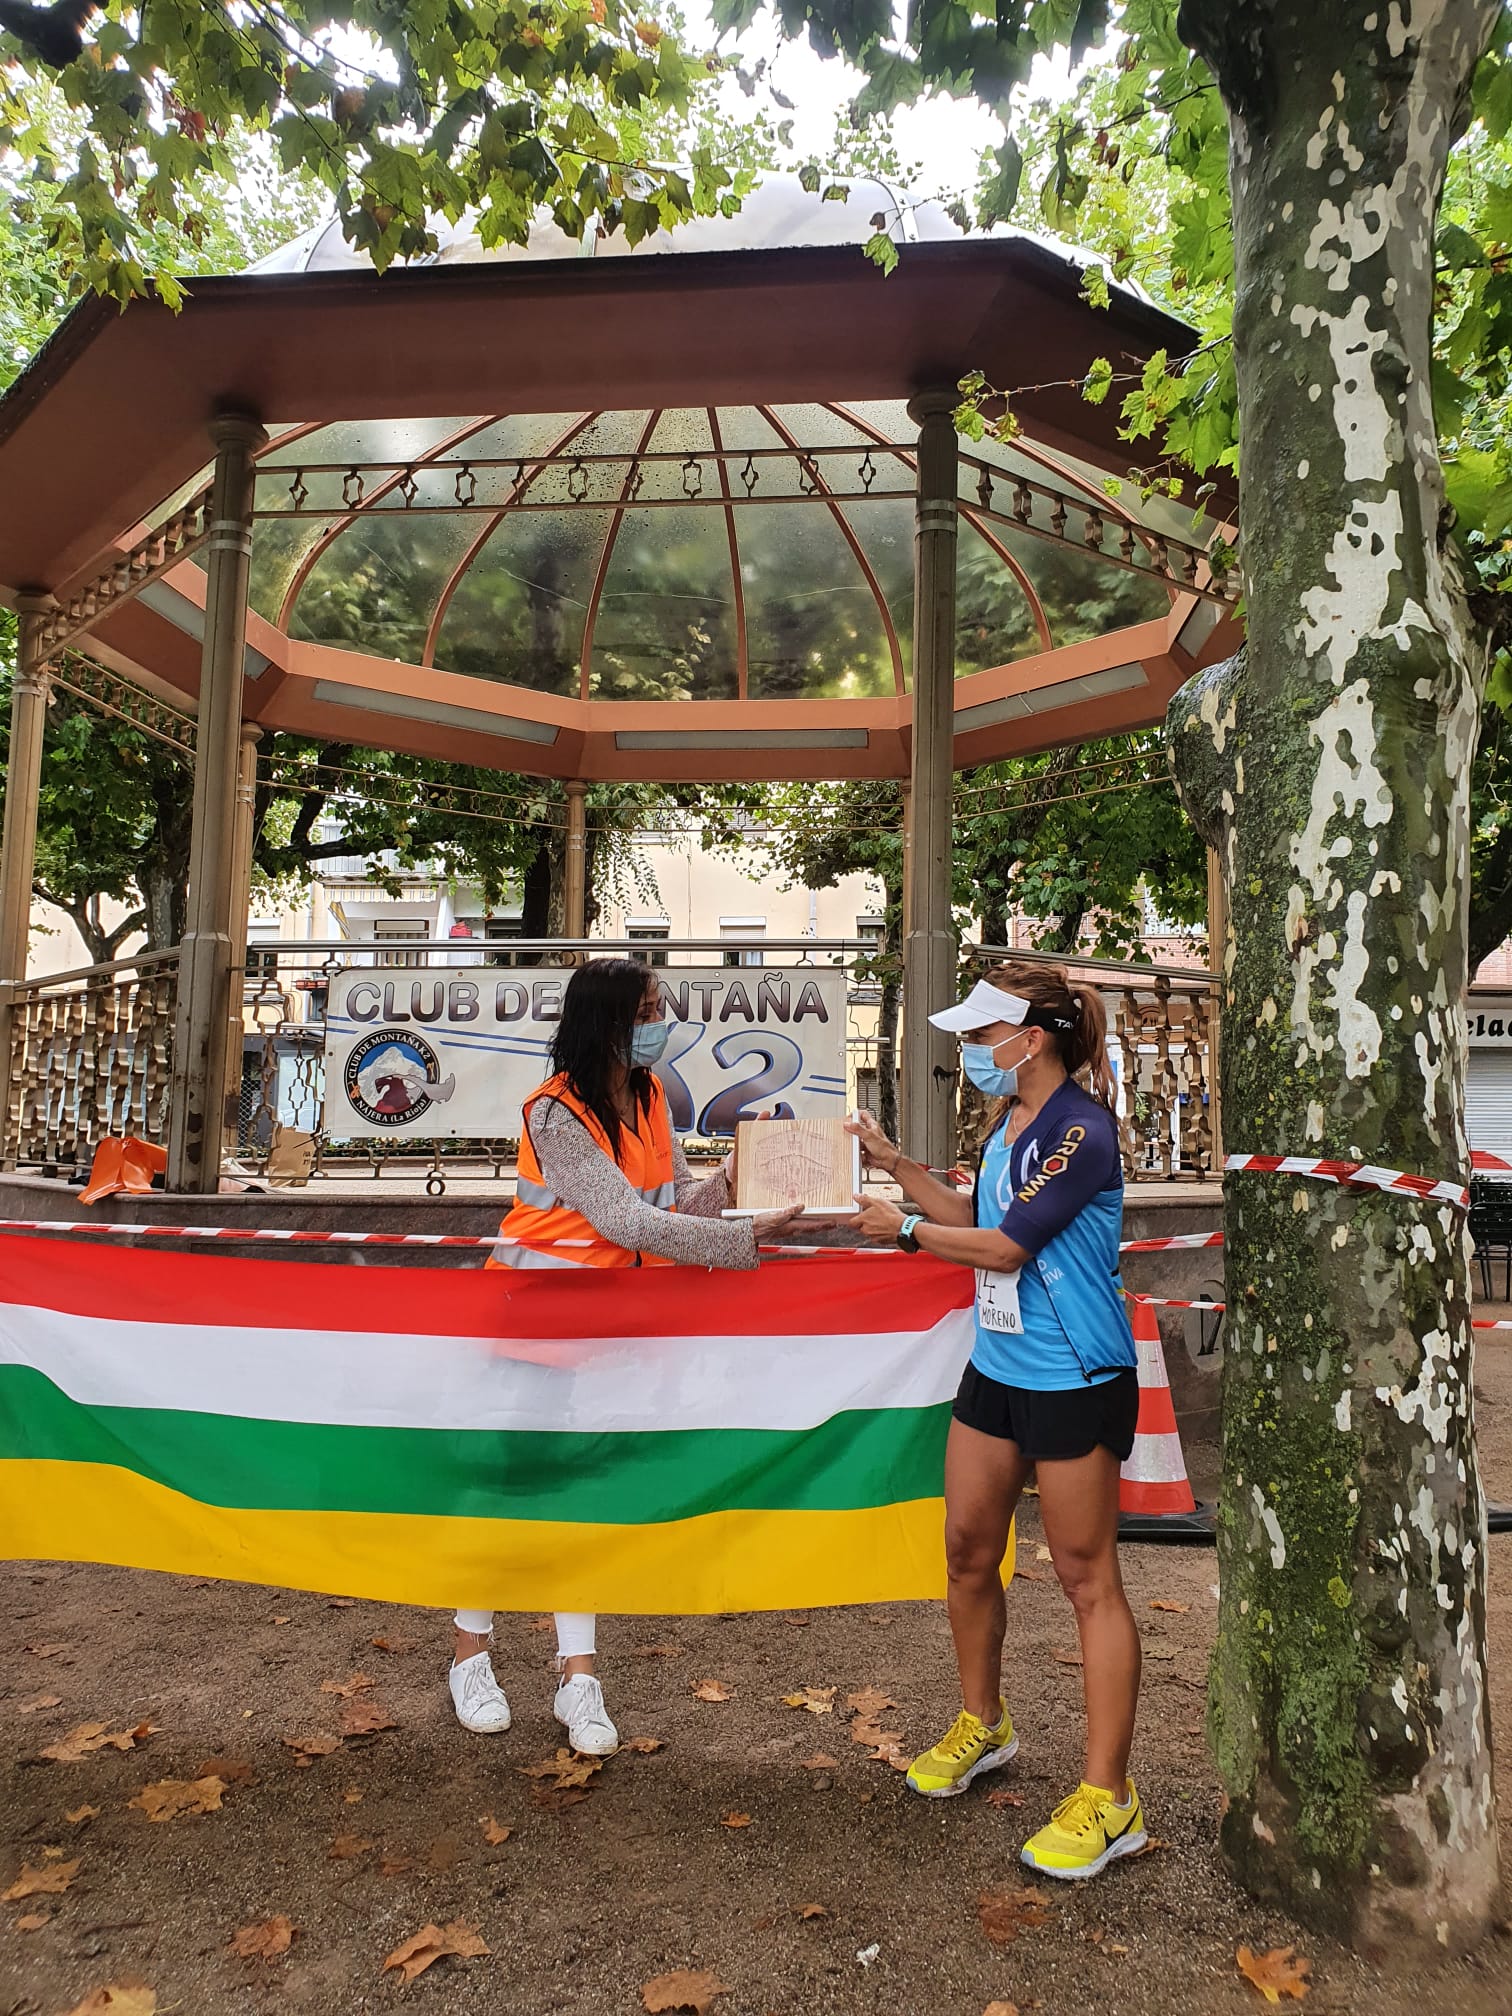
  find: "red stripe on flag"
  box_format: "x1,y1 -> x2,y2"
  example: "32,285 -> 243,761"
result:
0,1235 -> 973,1340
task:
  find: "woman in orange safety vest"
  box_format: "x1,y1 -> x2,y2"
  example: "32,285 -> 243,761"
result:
447,957 -> 802,1757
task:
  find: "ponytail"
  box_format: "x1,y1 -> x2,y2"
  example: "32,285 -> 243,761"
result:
983,962 -> 1116,1113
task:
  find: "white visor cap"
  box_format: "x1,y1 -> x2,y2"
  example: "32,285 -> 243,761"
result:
927,978 -> 1032,1035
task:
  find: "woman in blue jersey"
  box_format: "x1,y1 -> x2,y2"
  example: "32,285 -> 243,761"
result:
849,961 -> 1144,1883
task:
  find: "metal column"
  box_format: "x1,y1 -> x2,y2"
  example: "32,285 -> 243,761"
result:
221,723 -> 261,1152
902,392 -> 959,1171
167,413 -> 265,1193
1206,842 -> 1227,1167
0,594 -> 54,1163
564,780 -> 589,941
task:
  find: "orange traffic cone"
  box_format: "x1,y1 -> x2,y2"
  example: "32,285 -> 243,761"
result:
1118,1295 -> 1212,1543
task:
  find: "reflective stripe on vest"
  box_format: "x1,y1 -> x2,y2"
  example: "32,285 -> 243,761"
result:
492,1073 -> 677,1270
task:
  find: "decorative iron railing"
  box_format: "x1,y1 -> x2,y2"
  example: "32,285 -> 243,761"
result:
0,939 -> 1217,1186
5,951 -> 180,1170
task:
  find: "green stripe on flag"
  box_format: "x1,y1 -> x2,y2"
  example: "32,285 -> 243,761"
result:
0,1367 -> 950,1524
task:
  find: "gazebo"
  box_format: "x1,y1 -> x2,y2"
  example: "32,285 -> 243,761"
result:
0,177 -> 1239,1191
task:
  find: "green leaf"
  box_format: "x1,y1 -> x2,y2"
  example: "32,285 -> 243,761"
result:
977,135 -> 1022,227
1083,354 -> 1113,404
863,229 -> 899,276
1446,446 -> 1512,540
851,48 -> 922,120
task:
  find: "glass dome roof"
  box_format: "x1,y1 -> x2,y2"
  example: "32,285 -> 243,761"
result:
242,400 -> 1181,706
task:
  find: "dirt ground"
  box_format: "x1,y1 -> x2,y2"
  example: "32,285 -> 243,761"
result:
5,1344 -> 1512,2016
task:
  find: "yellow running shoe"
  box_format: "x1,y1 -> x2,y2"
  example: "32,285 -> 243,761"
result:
905,1702 -> 1018,1798
1020,1779 -> 1147,1881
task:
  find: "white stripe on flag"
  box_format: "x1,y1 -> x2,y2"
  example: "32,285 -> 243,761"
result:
0,1305 -> 974,1437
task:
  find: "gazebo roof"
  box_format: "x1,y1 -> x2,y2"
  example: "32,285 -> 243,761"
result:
0,178 -> 1238,782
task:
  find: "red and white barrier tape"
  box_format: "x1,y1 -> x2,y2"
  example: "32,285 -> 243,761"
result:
1127,1290 -> 1512,1334
0,1217 -> 887,1259
1225,1153 -> 1468,1209
1118,1231 -> 1225,1254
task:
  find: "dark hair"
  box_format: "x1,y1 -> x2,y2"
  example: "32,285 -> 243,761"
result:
984,960 -> 1116,1112
550,958 -> 659,1161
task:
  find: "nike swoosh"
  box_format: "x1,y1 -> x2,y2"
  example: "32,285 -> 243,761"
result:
1103,1806 -> 1141,1842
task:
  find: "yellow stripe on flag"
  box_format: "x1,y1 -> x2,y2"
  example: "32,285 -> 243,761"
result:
0,1460 -> 1013,1612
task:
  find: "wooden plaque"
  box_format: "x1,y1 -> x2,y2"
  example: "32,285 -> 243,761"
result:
727,1117 -> 860,1216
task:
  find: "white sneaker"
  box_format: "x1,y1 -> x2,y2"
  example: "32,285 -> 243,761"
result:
449,1650 -> 512,1733
553,1673 -> 619,1756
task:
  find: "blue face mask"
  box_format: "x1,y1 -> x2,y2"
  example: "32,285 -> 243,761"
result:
961,1038 -> 1022,1099
630,1019 -> 670,1067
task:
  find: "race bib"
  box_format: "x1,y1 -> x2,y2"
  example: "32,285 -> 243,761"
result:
975,1267 -> 1023,1335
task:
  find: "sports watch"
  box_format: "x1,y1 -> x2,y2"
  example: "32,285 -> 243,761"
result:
896,1213 -> 924,1254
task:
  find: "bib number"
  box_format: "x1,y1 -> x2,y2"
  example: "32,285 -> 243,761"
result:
975,1267 -> 1023,1335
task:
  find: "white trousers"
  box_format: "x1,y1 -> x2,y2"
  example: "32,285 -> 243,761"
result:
454,1610 -> 597,1660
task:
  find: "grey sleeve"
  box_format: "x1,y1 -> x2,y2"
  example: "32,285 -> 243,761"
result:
532,1099 -> 758,1270
670,1133 -> 734,1218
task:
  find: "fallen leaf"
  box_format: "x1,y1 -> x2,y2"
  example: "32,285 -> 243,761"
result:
985,1787 -> 1025,1809
782,1614 -> 810,1627
781,1686 -> 837,1715
799,1752 -> 839,1770
633,1641 -> 683,1658
1034,1545 -> 1052,1563
529,1785 -> 592,1810
18,1692 -> 62,1713
228,1915 -> 294,1961
42,1845 -> 66,1859
272,1615 -> 290,1626
1126,1836 -> 1170,1859
983,2004 -> 1020,2016
41,1721 -> 152,1762
65,1804 -> 99,1825
1144,1647 -> 1179,1661
1236,1945 -> 1311,2003
195,1757 -> 255,1786
343,1786 -> 365,1803
978,1884 -> 1053,1946
1150,1600 -> 1191,1614
382,1918 -> 490,1985
1051,1648 -> 1083,1667
844,1686 -> 897,1722
282,1733 -> 342,1764
320,1672 -> 376,1699
60,1987 -> 156,2015
380,1853 -> 414,1877
641,1969 -> 730,2015
527,1614 -> 556,1632
622,1735 -> 667,1754
328,1832 -> 375,1860
15,1910 -> 50,1930
865,1736 -> 911,1771
339,1699 -> 396,1736
327,1597 -> 357,1608
719,1811 -> 752,1829
692,1679 -> 734,1702
129,1776 -> 227,1822
1108,1943 -> 1130,1955
479,1816 -> 512,1845
23,1642 -> 71,1658
3,1857 -> 78,1899
370,1634 -> 417,1655
856,1942 -> 881,1967
750,1914 -> 776,1931
798,1903 -> 827,1919
1013,1567 -> 1047,1582
517,1748 -> 604,1791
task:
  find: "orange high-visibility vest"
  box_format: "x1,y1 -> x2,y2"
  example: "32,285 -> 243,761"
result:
491,1072 -> 678,1270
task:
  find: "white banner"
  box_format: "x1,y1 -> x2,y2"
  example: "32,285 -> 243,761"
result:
323,966 -> 850,1140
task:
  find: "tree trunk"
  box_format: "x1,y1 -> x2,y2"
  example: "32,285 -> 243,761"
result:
1170,0 -> 1501,1953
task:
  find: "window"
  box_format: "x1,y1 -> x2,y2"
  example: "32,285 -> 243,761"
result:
856,915 -> 885,948
246,921 -> 280,980
484,915 -> 524,968
627,919 -> 670,969
720,917 -> 765,969
373,920 -> 428,969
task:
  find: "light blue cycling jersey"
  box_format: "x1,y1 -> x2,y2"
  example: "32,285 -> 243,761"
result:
969,1078 -> 1137,1391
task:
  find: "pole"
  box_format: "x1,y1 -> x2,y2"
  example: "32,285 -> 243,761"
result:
221,724 -> 261,1153
903,392 -> 959,1172
1206,841 -> 1227,1169
564,781 -> 589,941
167,412 -> 265,1193
0,593 -> 54,1164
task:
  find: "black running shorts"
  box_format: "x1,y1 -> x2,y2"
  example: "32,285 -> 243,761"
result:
951,1362 -> 1139,1463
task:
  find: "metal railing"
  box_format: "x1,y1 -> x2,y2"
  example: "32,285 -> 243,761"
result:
4,950 -> 181,1169
0,937 -> 1218,1185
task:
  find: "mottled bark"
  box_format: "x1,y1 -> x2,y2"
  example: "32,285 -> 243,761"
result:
1171,0 -> 1502,1954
